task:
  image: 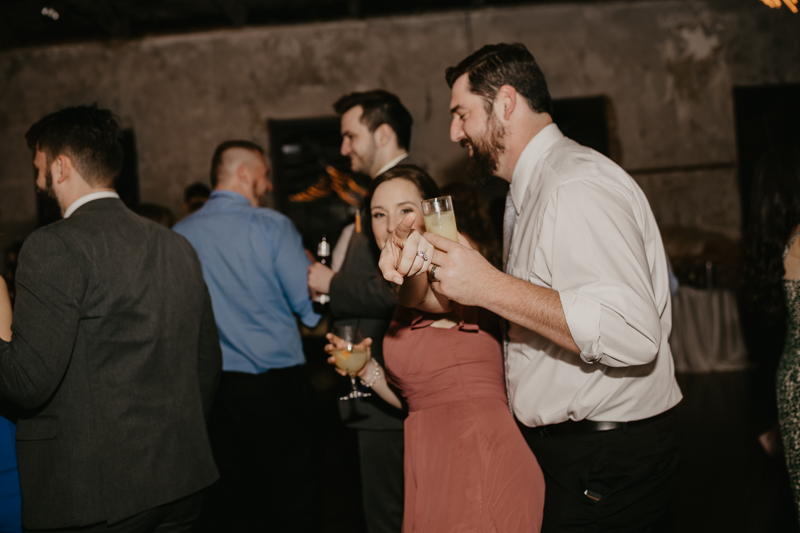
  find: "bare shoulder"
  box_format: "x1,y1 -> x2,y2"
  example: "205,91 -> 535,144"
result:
785,226 -> 800,280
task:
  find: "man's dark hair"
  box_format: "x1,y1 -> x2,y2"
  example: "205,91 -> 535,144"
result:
184,182 -> 211,203
209,140 -> 264,188
333,90 -> 413,151
25,104 -> 123,188
445,43 -> 553,116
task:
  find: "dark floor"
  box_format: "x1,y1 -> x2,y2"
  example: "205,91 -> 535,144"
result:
670,372 -> 798,533
304,338 -> 800,532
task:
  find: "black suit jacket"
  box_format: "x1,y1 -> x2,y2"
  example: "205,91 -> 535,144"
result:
0,199 -> 221,529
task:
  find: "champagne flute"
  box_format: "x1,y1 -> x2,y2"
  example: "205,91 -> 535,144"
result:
421,195 -> 458,242
331,325 -> 371,400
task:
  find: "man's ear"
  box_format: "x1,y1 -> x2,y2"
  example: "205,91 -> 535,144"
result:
374,123 -> 396,149
495,85 -> 517,122
52,154 -> 70,184
235,163 -> 250,186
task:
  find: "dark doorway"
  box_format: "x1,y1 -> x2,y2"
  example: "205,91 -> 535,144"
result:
268,116 -> 368,252
734,84 -> 800,503
553,96 -> 613,160
734,84 -> 800,228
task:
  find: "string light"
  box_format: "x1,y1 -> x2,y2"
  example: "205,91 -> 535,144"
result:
41,7 -> 60,20
288,166 -> 366,206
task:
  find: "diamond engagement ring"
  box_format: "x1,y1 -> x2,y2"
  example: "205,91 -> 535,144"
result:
416,250 -> 428,262
430,264 -> 439,281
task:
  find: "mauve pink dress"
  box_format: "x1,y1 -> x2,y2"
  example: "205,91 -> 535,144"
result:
384,304 -> 544,533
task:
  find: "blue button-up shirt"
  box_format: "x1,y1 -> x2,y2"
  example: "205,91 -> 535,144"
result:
174,190 -> 320,374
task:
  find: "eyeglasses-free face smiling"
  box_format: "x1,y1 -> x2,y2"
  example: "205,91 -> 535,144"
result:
370,178 -> 426,250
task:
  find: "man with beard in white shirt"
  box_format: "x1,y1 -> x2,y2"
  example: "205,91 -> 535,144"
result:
380,43 -> 682,532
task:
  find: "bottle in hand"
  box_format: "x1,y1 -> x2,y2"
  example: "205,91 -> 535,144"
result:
313,235 -> 331,313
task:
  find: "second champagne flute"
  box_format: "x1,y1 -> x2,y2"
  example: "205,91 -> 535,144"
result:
331,325 -> 371,400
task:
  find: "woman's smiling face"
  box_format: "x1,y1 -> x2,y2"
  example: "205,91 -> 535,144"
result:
370,178 -> 426,250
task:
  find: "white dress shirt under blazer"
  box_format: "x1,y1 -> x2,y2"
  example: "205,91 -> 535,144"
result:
506,124 -> 682,427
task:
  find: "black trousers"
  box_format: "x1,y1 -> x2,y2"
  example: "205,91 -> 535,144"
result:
194,367 -> 324,533
357,429 -> 404,533
26,492 -> 204,533
522,413 -> 680,533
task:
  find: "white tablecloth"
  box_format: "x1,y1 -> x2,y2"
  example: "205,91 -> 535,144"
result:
669,286 -> 748,373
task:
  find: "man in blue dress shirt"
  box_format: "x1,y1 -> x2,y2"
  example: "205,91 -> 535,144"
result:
174,140 -> 322,532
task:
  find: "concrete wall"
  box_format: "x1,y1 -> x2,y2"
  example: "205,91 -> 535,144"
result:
0,0 -> 798,251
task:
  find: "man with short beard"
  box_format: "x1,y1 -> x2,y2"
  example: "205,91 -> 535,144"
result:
0,105 -> 221,532
380,43 -> 682,532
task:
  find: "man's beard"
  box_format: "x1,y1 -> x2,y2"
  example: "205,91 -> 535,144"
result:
350,139 -> 377,176
464,114 -> 506,187
251,183 -> 266,207
37,167 -> 57,200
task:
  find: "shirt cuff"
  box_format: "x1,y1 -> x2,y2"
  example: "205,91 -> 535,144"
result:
299,306 -> 322,329
559,290 -> 602,363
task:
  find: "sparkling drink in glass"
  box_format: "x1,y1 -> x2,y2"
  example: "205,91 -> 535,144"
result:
421,195 -> 458,242
332,346 -> 369,375
331,325 -> 371,400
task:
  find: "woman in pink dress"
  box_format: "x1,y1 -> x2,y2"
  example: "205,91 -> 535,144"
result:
328,165 -> 544,532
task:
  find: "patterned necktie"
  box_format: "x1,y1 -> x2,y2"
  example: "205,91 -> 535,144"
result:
501,190 -> 516,415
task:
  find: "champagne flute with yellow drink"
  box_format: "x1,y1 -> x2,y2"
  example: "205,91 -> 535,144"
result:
331,325 -> 371,400
421,195 -> 458,242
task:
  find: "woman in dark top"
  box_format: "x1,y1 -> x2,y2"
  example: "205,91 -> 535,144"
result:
744,144 -> 800,523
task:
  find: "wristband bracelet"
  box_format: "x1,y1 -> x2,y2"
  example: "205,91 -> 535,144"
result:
361,362 -> 382,388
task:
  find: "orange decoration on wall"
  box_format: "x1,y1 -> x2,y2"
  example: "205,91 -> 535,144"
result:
288,166 -> 368,206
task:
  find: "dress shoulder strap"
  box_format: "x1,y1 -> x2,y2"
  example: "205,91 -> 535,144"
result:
784,227 -> 800,262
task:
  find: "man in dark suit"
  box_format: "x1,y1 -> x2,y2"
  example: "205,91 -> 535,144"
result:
307,90 -> 413,533
0,105 -> 221,532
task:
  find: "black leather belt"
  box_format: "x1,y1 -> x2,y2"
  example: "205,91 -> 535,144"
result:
522,408 -> 674,438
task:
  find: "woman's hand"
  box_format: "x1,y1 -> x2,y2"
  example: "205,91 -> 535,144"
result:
379,213 -> 435,285
325,333 -> 373,378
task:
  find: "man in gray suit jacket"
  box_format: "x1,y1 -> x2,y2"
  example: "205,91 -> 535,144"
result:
0,105 -> 221,532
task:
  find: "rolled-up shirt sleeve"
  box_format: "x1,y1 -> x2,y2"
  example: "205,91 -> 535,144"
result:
541,179 -> 662,367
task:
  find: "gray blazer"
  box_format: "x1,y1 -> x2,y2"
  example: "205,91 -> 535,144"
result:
0,198 -> 221,529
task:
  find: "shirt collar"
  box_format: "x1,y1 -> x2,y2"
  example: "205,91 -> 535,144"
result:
209,189 -> 251,205
63,191 -> 120,218
375,153 -> 408,177
509,123 -> 564,215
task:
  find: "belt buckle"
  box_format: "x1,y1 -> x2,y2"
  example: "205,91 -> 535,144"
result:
595,421 -> 624,432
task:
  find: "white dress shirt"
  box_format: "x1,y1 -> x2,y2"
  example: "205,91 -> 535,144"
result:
63,191 -> 120,218
505,124 -> 682,427
374,153 -> 410,178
